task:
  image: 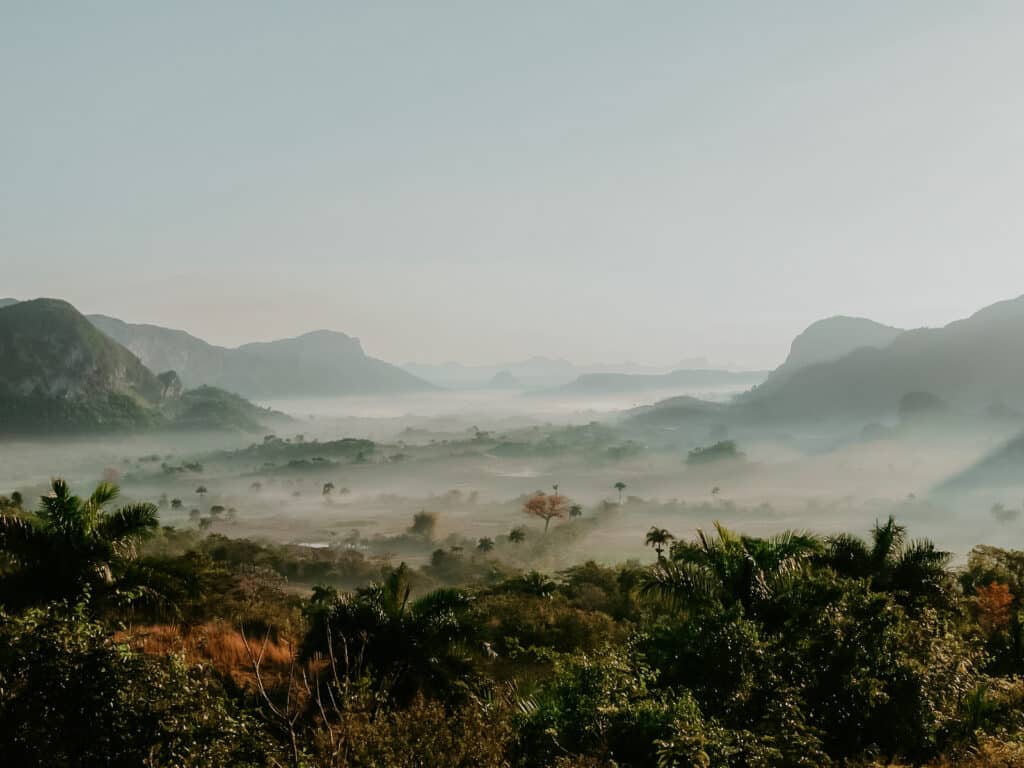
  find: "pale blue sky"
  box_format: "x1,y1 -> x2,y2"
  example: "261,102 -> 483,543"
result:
3,2 -> 1024,367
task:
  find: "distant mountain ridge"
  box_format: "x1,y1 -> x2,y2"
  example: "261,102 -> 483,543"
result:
403,356 -> 727,389
88,314 -> 432,398
546,368 -> 769,396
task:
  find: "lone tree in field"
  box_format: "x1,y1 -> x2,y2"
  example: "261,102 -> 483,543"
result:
614,481 -> 627,504
322,481 -> 335,496
477,537 -> 495,553
195,485 -> 208,498
408,510 -> 438,540
508,526 -> 527,544
523,491 -> 569,534
645,527 -> 675,562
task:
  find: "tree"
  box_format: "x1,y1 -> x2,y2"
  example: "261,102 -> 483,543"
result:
408,510 -> 438,539
250,481 -> 262,492
0,478 -> 158,607
614,482 -> 627,503
322,481 -> 335,496
644,527 -> 675,561
508,526 -> 527,544
477,537 -> 495,553
822,516 -> 953,606
301,563 -> 477,703
569,504 -> 584,519
524,492 -> 569,534
195,485 -> 208,498
637,522 -> 821,614
170,498 -> 183,510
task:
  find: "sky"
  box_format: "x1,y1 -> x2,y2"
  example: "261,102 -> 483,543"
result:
3,1 -> 1024,369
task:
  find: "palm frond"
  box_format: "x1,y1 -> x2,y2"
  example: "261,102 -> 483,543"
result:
0,513 -> 42,561
412,587 -> 474,618
95,503 -> 158,555
635,561 -> 721,611
871,515 -> 906,564
87,481 -> 120,510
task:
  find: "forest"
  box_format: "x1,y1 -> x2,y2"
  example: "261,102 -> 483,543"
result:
3,478 -> 1024,767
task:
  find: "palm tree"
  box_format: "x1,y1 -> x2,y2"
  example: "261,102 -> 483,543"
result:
508,526 -> 527,544
0,478 -> 158,607
637,522 -> 821,614
614,482 -> 627,503
822,516 -> 952,605
569,504 -> 584,519
644,527 -> 675,561
301,563 -> 477,703
322,481 -> 335,496
477,536 -> 495,553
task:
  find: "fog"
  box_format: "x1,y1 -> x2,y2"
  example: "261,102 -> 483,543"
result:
5,380 -> 1023,576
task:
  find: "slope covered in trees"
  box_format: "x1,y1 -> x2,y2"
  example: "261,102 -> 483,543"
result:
0,300 -> 285,434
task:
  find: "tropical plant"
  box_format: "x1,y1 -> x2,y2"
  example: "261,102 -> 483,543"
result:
0,478 -> 158,607
822,516 -> 952,606
614,482 -> 627,503
508,526 -> 527,544
477,537 -> 495,553
569,504 -> 584,519
644,527 -> 675,561
302,563 -> 477,703
637,522 -> 821,614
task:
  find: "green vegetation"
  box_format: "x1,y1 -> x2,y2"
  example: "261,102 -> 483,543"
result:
6,478 -> 1024,766
686,439 -> 744,465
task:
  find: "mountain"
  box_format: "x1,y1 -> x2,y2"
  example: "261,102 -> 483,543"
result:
0,298 -> 19,310
548,368 -> 768,396
755,316 -> 904,393
88,315 -> 229,387
89,316 -> 432,398
0,299 -> 284,434
937,431 -> 1024,495
402,357 -> 724,390
403,356 -> 579,389
487,370 -> 523,389
738,296 -> 1024,423
0,299 -> 166,431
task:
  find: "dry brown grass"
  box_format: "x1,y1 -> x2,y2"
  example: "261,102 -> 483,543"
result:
116,621 -> 297,685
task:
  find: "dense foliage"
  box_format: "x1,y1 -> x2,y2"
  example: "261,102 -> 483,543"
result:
3,480 -> 1024,766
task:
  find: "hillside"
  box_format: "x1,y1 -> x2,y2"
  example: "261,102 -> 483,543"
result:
549,368 -> 768,396
90,316 -> 432,397
0,300 -> 284,434
936,430 -> 1024,495
0,299 -> 165,431
753,315 -> 904,394
738,296 -> 1024,422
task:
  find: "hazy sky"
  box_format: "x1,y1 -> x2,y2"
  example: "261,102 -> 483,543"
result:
3,2 -> 1024,368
